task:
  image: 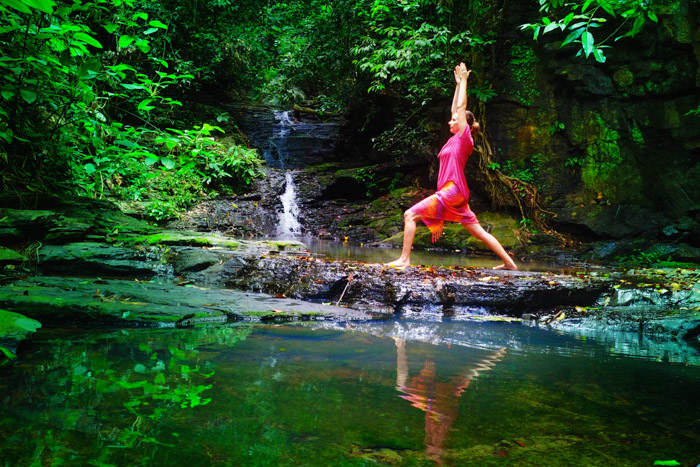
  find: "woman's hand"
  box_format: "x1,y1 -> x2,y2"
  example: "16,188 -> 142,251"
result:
458,62 -> 471,81
454,64 -> 462,84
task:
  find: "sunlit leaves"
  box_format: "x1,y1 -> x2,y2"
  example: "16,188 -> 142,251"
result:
73,31 -> 102,48
521,0 -> 658,63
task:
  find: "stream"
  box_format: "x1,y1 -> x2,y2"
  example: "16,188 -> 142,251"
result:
1,106 -> 698,466
1,320 -> 698,465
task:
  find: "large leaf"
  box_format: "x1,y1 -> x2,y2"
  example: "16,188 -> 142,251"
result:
581,31 -> 594,57
23,0 -> 55,14
120,83 -> 145,90
3,0 -> 31,14
20,89 -> 37,103
561,27 -> 584,47
0,87 -> 15,100
137,98 -> 155,112
160,156 -> 175,169
592,47 -> 606,63
118,35 -> 135,48
74,32 -> 103,49
148,20 -> 168,29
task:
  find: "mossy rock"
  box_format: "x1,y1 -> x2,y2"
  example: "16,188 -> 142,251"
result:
0,309 -> 41,339
0,246 -> 26,264
116,231 -> 241,249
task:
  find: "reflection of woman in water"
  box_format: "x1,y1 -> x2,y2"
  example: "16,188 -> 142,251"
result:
394,338 -> 506,464
386,63 -> 517,271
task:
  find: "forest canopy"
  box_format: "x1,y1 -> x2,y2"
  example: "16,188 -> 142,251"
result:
0,0 -> 662,218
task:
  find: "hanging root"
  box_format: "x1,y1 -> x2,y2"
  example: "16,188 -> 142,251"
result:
474,136 -> 576,247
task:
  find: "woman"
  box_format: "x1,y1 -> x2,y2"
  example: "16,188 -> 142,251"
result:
387,63 -> 517,270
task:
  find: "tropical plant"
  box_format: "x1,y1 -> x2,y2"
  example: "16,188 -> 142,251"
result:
0,0 -> 265,211
519,0 -> 660,63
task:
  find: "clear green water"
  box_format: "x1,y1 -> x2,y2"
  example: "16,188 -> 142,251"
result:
1,321 -> 699,466
299,238 -> 590,273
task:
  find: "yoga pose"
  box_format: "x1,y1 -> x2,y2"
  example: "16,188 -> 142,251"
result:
387,63 -> 517,270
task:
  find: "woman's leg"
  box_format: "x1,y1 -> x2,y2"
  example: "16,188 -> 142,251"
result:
386,209 -> 421,267
462,223 -> 518,270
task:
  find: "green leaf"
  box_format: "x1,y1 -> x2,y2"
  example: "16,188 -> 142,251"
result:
592,47 -> 606,63
581,31 -> 594,57
23,0 -> 55,14
160,157 -> 175,169
20,89 -> 37,103
104,21 -> 118,33
137,98 -> 155,112
561,27 -> 584,46
120,83 -> 144,90
148,20 -> 167,29
543,22 -> 560,34
1,87 -> 15,100
143,27 -> 159,35
144,156 -> 159,166
0,347 -> 16,360
647,11 -> 658,23
73,32 -> 103,49
653,462 -> 681,466
118,35 -> 135,48
581,0 -> 593,13
84,163 -> 96,174
3,0 -> 32,14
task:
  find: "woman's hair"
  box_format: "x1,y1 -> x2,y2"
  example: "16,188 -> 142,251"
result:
466,110 -> 480,137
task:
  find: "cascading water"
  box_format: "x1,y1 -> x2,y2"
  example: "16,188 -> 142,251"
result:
278,171 -> 302,238
274,110 -> 302,238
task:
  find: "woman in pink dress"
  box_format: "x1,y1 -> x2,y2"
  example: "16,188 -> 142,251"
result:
387,63 -> 517,270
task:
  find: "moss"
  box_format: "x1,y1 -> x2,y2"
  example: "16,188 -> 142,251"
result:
0,309 -> 41,339
508,45 -> 540,106
630,120 -> 645,144
613,68 -> 634,87
0,247 -> 26,263
579,111 -> 625,196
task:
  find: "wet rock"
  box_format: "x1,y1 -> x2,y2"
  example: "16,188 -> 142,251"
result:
214,256 -> 611,316
38,242 -> 166,277
0,277 -> 373,327
0,246 -> 26,265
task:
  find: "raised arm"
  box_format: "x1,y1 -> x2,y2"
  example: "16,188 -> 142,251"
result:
452,62 -> 470,135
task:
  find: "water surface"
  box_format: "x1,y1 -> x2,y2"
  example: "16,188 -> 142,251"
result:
1,320 -> 698,466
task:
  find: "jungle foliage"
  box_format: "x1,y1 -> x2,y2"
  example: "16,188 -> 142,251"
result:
0,0 -> 660,218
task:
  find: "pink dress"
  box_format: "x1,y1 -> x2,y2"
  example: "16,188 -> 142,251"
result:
407,126 -> 479,241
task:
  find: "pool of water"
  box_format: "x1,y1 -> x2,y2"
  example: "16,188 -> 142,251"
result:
2,320 -> 698,466
297,238 -> 591,273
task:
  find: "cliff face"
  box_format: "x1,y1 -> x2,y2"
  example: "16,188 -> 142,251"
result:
483,0 -> 699,244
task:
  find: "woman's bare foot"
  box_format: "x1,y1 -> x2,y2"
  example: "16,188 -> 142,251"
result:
493,262 -> 518,271
386,258 -> 410,268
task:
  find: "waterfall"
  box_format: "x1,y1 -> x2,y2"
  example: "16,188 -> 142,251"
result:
275,110 -> 302,237
278,171 -> 302,238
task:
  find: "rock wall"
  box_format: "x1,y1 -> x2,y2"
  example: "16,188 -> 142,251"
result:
486,0 -> 699,243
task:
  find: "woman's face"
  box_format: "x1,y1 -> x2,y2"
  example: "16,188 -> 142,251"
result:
448,112 -> 459,134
